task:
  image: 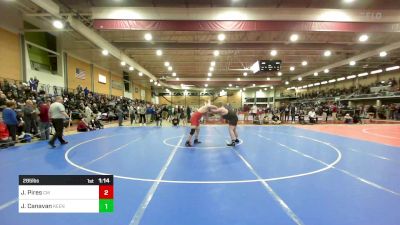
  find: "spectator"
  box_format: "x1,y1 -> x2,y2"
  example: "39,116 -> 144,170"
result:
138,104 -> 146,126
77,118 -> 92,132
0,120 -> 12,148
3,101 -> 18,143
116,105 -> 124,126
344,113 -> 353,124
250,104 -> 258,120
128,104 -> 136,125
23,100 -> 37,135
186,106 -> 191,122
145,104 -> 152,124
308,109 -> 317,124
39,100 -> 51,140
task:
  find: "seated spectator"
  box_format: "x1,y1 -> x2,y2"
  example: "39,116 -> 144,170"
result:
271,114 -> 281,125
353,113 -> 362,124
308,109 -> 318,124
172,117 -> 179,126
77,118 -> 93,132
344,113 -> 353,124
91,117 -> 104,129
0,120 -> 12,148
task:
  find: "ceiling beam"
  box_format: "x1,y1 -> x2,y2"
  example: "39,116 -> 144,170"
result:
94,20 -> 400,32
91,7 -> 400,23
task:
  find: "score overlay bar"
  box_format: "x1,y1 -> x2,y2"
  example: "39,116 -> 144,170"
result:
19,175 -> 114,213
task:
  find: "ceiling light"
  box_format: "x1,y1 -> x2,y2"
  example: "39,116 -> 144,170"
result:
270,86 -> 274,89
164,62 -> 170,67
129,66 -> 134,71
324,50 -> 332,57
208,72 -> 212,77
176,77 -> 180,81
349,61 -> 356,66
371,69 -> 383,74
205,84 -> 208,87
329,79 -> 336,83
120,61 -> 126,66
213,50 -> 220,57
270,50 -> 277,56
101,49 -> 109,56
210,61 -> 216,67
156,50 -> 163,56
308,84 -> 314,87
154,82 -> 158,85
324,69 -> 330,73
263,88 -> 267,91
253,84 -> 256,87
347,75 -> 356,79
343,0 -> 355,3
172,72 -> 177,77
266,77 -> 271,81
168,66 -> 173,71
358,72 -> 369,77
314,82 -> 321,86
243,88 -> 246,91
138,72 -> 143,76
207,78 -> 210,81
52,20 -> 64,29
337,77 -> 346,81
209,67 -> 214,72
150,79 -> 153,82
298,77 -> 302,81
144,33 -> 153,41
157,83 -> 161,86
237,78 -> 241,81
314,72 -> 318,76
321,81 -> 328,85
386,65 -> 400,71
379,51 -> 387,57
285,81 -> 289,85
290,34 -> 299,42
277,72 -> 282,76
229,84 -> 232,87
243,72 -> 248,76
301,61 -> 308,66
217,33 -> 226,41
290,66 -> 295,71
358,34 -> 369,42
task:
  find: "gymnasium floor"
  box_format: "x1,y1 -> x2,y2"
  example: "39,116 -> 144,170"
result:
1,124 -> 400,225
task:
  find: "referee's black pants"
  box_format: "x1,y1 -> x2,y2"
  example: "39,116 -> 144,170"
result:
49,119 -> 67,145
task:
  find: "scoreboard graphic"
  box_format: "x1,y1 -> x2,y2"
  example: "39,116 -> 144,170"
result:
19,175 -> 114,213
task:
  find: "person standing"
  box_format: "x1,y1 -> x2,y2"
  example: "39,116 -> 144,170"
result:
3,101 -> 18,143
186,106 -> 191,122
23,100 -> 35,135
39,100 -> 51,140
116,105 -> 124,126
48,96 -> 69,148
211,104 -> 239,147
185,101 -> 217,147
128,104 -> 136,125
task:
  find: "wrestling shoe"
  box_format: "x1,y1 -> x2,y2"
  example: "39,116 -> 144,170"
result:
227,141 -> 236,147
235,139 -> 240,143
185,141 -> 192,147
194,139 -> 202,144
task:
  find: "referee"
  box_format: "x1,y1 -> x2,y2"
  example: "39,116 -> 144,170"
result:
48,96 -> 69,148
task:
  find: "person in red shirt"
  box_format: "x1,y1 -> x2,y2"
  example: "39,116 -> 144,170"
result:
0,121 -> 11,148
39,99 -> 51,140
77,118 -> 92,132
185,101 -> 217,147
